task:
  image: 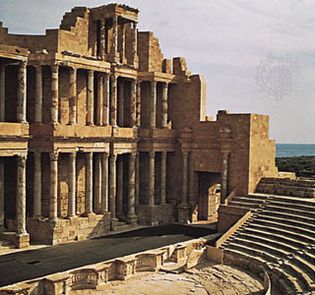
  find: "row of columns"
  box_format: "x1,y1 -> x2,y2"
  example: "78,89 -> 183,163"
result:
98,16 -> 138,65
0,61 -> 27,123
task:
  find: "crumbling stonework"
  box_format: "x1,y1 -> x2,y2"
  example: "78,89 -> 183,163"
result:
0,3 -> 277,248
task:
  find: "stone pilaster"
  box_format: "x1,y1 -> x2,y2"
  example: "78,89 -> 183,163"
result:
136,81 -> 141,127
94,154 -> 102,213
33,152 -> 42,217
160,151 -> 167,205
127,153 -> 137,224
35,65 -> 43,123
85,152 -> 93,214
16,154 -> 29,248
109,154 -> 118,229
110,75 -> 118,126
150,81 -> 157,128
132,22 -> 139,68
99,19 -> 106,60
69,67 -> 77,125
148,151 -> 155,206
49,152 -> 58,220
17,60 -> 27,123
117,156 -> 123,218
110,16 -> 120,63
118,79 -> 124,127
130,80 -> 137,127
68,152 -> 76,217
101,153 -> 109,212
0,159 -> 4,229
0,64 -> 5,121
51,64 -> 59,124
96,73 -> 104,126
221,151 -> 230,202
119,22 -> 127,64
103,74 -> 110,125
162,83 -> 168,128
87,70 -> 94,126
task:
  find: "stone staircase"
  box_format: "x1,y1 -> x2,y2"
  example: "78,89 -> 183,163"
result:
222,193 -> 315,294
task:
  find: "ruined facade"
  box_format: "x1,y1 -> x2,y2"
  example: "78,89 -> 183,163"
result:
0,4 -> 277,248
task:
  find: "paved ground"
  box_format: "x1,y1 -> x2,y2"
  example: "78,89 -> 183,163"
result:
0,224 -> 217,287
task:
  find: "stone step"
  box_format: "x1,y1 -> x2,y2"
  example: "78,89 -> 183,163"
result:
268,199 -> 315,211
252,218 -> 315,239
259,209 -> 315,225
250,193 -> 315,206
245,223 -> 315,245
228,200 -> 262,208
230,196 -> 267,204
263,204 -> 315,219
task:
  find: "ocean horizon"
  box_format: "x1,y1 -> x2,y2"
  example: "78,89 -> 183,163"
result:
276,144 -> 315,158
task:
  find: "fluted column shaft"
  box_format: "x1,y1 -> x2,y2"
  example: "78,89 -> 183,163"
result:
103,74 -> 110,125
85,152 -> 93,214
181,152 -> 188,205
148,151 -> 155,206
117,157 -> 123,218
221,151 -> 229,202
0,65 -> 5,121
127,153 -> 136,219
162,83 -> 168,128
33,152 -> 42,217
49,152 -> 58,220
0,159 -> 4,229
109,154 -> 117,219
110,75 -> 117,126
99,19 -> 106,60
119,22 -> 126,63
135,152 -> 139,208
68,152 -> 76,217
150,81 -> 157,128
51,65 -> 59,124
161,151 -> 167,205
87,70 -> 94,125
136,81 -> 141,127
101,153 -> 109,212
94,154 -> 102,213
130,80 -> 137,127
35,65 -> 43,123
69,68 -> 77,125
17,61 -> 27,123
96,73 -> 104,126
16,155 -> 27,234
110,16 -> 119,63
118,79 -> 124,127
132,22 -> 138,67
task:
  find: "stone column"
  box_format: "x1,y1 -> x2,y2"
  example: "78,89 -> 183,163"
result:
96,73 -> 104,126
136,81 -> 141,127
221,151 -> 230,203
34,65 -> 43,123
110,75 -> 118,126
85,152 -> 93,214
127,153 -> 137,224
132,22 -> 138,67
99,19 -> 106,60
162,83 -> 168,128
135,152 -> 139,208
87,70 -> 94,125
117,156 -> 123,218
188,154 -> 194,205
119,22 -> 126,64
16,155 -> 28,235
68,152 -> 76,217
94,154 -> 102,213
0,65 -> 5,121
148,151 -> 155,206
103,74 -> 110,125
17,60 -> 27,123
49,152 -> 58,220
33,152 -> 42,217
101,153 -> 109,212
130,80 -> 137,127
150,81 -> 157,128
181,152 -> 188,205
69,68 -> 77,125
118,79 -> 124,127
0,159 -> 4,229
109,154 -> 117,222
110,16 -> 119,63
51,65 -> 59,124
160,151 -> 167,205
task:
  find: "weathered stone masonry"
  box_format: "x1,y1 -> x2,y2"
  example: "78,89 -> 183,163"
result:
0,4 -> 277,248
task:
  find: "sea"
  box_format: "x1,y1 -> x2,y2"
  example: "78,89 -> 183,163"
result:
276,144 -> 315,158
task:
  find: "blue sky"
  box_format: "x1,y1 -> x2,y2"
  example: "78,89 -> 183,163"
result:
1,0 -> 315,143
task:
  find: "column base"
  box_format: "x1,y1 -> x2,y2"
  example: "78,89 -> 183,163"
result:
177,203 -> 190,224
133,56 -> 139,68
120,57 -> 127,65
109,52 -> 120,63
110,218 -> 118,231
126,214 -> 137,225
15,233 -> 30,249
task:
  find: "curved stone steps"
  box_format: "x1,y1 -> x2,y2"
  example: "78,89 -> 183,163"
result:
228,200 -> 262,208
229,196 -> 267,204
259,209 -> 315,225
263,204 -> 315,219
249,194 -> 315,206
267,200 -> 315,212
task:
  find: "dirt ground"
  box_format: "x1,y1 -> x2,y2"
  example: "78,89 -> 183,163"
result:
72,262 -> 266,295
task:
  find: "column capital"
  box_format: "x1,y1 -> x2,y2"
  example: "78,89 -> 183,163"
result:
33,151 -> 41,158
69,67 -> 77,74
17,154 -> 27,167
149,151 -> 155,159
50,151 -> 59,161
19,60 -> 27,69
51,64 -> 59,73
87,69 -> 94,77
69,151 -> 76,160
